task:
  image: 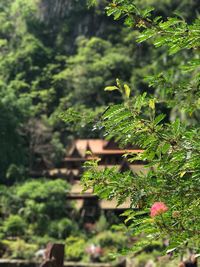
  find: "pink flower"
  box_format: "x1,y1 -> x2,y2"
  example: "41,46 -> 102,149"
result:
150,202 -> 168,217
86,244 -> 103,256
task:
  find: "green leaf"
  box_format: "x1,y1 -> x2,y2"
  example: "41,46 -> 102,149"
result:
149,99 -> 155,110
124,84 -> 131,98
173,119 -> 180,134
154,114 -> 166,125
104,86 -> 119,91
161,143 -> 170,154
113,9 -> 122,20
116,78 -> 121,88
87,0 -> 97,7
137,29 -> 155,43
141,7 -> 154,18
159,17 -> 183,30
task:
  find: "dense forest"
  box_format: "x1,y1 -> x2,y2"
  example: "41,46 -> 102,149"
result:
0,0 -> 199,265
1,0 -> 199,179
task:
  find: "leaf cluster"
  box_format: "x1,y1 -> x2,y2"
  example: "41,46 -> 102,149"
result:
82,0 -> 200,253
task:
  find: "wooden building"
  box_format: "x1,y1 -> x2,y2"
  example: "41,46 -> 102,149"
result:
48,139 -> 145,180
46,139 -> 147,224
30,139 -> 146,225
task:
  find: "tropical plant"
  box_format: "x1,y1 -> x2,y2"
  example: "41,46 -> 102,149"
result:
2,239 -> 37,260
3,215 -> 26,237
65,236 -> 87,261
0,179 -> 72,238
80,0 -> 200,256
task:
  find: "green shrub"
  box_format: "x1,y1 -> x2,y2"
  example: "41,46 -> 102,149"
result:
16,179 -> 70,220
90,231 -> 128,262
30,235 -> 57,247
134,252 -> 158,267
2,239 -> 38,259
49,218 -> 78,239
65,236 -> 86,261
93,230 -> 127,249
3,215 -> 26,237
16,179 -> 69,201
133,252 -> 180,267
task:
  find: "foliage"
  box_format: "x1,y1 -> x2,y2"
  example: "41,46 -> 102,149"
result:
90,230 -> 128,261
24,117 -> 65,170
65,236 -> 87,261
64,231 -> 129,262
0,0 -> 199,262
0,0 -> 198,177
2,215 -> 26,237
59,105 -> 105,138
49,218 -> 78,239
53,36 -> 132,108
0,179 -> 72,238
2,239 -> 38,260
81,0 -> 200,257
92,230 -> 127,248
0,95 -> 28,182
0,0 -> 131,175
132,250 -> 178,267
16,179 -> 71,233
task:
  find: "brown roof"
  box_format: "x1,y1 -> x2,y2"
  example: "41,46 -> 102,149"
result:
87,139 -> 108,154
67,139 -> 108,157
67,139 -> 143,157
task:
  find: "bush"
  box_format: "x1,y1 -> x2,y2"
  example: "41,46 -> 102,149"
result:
65,236 -> 86,261
16,179 -> 70,220
2,239 -> 38,259
93,230 -> 127,249
49,218 -> 78,239
16,179 -> 69,201
3,215 -> 26,237
30,235 -> 57,247
133,252 -> 180,267
90,231 -> 128,262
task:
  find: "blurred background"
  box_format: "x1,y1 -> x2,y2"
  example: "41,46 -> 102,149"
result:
0,0 -> 199,265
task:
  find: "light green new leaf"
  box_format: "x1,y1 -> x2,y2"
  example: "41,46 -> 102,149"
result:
149,99 -> 156,110
104,86 -> 119,91
124,84 -> 131,98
